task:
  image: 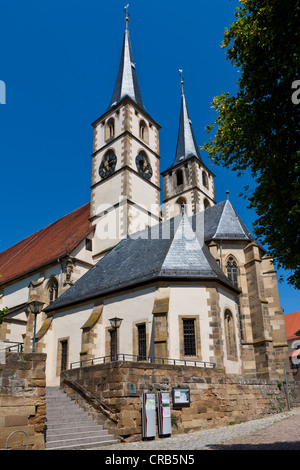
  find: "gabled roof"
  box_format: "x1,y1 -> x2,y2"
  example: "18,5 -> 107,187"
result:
167,85 -> 203,170
284,311 -> 300,341
0,203 -> 93,286
45,210 -> 240,313
108,20 -> 145,112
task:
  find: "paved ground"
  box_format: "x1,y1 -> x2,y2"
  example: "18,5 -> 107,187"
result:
91,407 -> 300,451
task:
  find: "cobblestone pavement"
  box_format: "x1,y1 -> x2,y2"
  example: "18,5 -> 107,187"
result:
91,407 -> 300,451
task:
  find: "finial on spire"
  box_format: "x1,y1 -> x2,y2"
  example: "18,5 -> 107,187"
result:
123,4 -> 130,22
179,69 -> 184,93
226,190 -> 230,200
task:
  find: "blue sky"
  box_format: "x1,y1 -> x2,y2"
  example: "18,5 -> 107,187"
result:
0,0 -> 298,314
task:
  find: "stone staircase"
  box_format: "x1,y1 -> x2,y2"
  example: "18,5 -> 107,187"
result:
45,387 -> 119,450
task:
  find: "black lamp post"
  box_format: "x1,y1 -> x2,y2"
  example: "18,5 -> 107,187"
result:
28,300 -> 44,352
109,317 -> 123,361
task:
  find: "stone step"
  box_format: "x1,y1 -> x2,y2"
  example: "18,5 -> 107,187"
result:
46,398 -> 73,405
45,386 -> 119,450
46,423 -> 103,434
46,415 -> 96,426
46,408 -> 87,418
46,429 -> 109,442
46,438 -> 119,450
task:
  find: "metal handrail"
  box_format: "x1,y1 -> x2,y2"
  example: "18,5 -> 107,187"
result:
1,341 -> 24,353
62,371 -> 119,420
5,430 -> 29,450
70,353 -> 216,370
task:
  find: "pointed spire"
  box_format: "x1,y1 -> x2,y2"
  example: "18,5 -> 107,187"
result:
108,8 -> 145,111
171,72 -> 203,167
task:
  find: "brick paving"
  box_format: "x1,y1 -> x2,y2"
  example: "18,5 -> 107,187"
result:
211,413 -> 300,450
90,407 -> 300,451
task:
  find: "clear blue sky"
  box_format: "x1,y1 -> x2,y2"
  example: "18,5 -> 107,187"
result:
0,0 -> 298,314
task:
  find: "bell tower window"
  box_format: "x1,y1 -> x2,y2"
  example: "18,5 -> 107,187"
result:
204,198 -> 210,210
176,170 -> 183,186
105,118 -> 115,140
139,120 -> 148,143
202,171 -> 209,189
175,197 -> 186,215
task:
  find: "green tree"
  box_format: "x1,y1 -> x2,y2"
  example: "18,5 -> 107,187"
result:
0,274 -> 8,327
202,0 -> 300,288
0,307 -> 8,328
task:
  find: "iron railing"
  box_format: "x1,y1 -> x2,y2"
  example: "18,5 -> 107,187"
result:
69,353 -> 216,370
0,341 -> 24,353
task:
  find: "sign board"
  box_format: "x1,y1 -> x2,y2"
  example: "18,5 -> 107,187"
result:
128,383 -> 136,394
142,392 -> 156,438
157,392 -> 171,436
172,387 -> 190,406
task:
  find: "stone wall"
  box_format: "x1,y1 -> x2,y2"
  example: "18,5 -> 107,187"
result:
61,361 -> 300,442
0,352 -> 46,450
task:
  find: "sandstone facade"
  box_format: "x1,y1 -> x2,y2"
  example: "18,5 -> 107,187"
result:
0,352 -> 46,450
61,361 -> 300,442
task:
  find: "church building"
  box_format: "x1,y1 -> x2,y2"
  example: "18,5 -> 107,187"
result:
0,11 -> 289,386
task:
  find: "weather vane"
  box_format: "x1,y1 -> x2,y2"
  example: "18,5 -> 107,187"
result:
123,4 -> 131,21
179,69 -> 184,91
179,69 -> 184,82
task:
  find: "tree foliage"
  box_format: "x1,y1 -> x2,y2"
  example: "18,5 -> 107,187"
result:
0,307 -> 8,328
202,0 -> 300,289
0,275 -> 8,327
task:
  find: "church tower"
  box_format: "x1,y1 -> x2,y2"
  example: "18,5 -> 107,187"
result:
162,76 -> 215,219
90,10 -> 161,260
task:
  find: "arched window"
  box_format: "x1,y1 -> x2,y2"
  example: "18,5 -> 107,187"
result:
224,309 -> 237,359
48,278 -> 58,304
176,169 -> 183,186
226,255 -> 244,341
175,197 -> 186,214
139,120 -> 148,142
202,171 -> 209,189
106,118 -> 115,140
204,198 -> 210,210
226,256 -> 238,287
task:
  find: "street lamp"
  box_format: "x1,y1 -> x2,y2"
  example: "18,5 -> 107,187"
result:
109,317 -> 123,361
28,300 -> 44,352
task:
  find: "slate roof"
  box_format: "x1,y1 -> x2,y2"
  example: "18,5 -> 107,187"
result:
108,20 -> 145,112
0,203 -> 93,286
165,86 -> 203,170
45,208 -> 241,313
201,199 -> 254,242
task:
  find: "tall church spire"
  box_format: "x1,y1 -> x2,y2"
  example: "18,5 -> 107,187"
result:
171,73 -> 203,167
161,72 -> 215,219
108,9 -> 145,111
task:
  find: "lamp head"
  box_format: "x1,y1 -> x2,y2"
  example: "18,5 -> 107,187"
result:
109,317 -> 123,329
28,300 -> 44,315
